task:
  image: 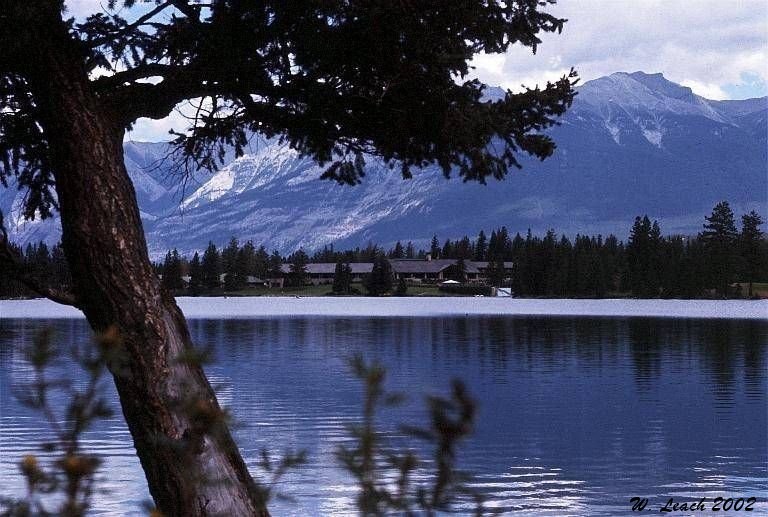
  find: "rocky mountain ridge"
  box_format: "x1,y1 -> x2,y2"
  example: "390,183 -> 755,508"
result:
2,71 -> 765,257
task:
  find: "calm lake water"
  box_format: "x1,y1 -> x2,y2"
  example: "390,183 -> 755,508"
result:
1,314 -> 766,515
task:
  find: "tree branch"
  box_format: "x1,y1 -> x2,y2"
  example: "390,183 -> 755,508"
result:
93,63 -> 174,90
101,63 -> 273,125
87,1 -> 174,48
168,0 -> 204,24
0,216 -> 81,308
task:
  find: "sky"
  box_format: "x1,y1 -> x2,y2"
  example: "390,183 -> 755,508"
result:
66,0 -> 768,142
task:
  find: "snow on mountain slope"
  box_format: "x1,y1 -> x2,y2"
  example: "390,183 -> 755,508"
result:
577,72 -> 730,124
180,140 -> 318,210
2,72 -> 765,257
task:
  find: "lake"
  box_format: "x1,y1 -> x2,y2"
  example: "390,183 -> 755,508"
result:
1,299 -> 766,515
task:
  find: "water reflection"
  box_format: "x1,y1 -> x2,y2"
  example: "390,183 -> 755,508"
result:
1,316 -> 766,515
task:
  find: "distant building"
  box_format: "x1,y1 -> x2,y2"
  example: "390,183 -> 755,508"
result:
390,258 -> 513,284
268,258 -> 514,287
280,263 -> 374,285
246,276 -> 268,287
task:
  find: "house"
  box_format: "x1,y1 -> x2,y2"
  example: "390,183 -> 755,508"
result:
246,276 -> 268,287
272,258 -> 514,287
390,258 -> 513,284
389,258 -> 460,282
279,263 -> 374,285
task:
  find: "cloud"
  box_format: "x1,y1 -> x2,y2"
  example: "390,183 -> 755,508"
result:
125,108 -> 193,143
679,80 -> 728,101
470,0 -> 768,100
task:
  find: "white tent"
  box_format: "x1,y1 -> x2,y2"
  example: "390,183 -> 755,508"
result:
440,280 -> 460,285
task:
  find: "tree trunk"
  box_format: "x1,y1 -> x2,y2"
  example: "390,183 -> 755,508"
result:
21,11 -> 268,517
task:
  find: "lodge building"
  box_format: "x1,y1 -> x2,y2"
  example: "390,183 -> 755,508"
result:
172,256 -> 514,289
279,256 -> 514,286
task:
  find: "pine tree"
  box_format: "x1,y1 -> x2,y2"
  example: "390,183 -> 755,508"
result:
554,235 -> 573,296
188,252 -> 203,295
289,249 -> 309,288
162,249 -> 184,291
33,242 -> 52,286
475,230 -> 488,261
50,244 -> 71,290
452,257 -> 467,282
740,210 -> 765,298
456,236 -> 472,259
702,201 -> 738,296
486,255 -> 506,287
441,239 -> 455,259
255,246 -> 270,279
221,237 -> 242,290
499,227 -> 512,258
405,242 -> 416,259
680,237 -> 706,298
268,251 -> 285,288
201,241 -> 221,290
332,261 -> 353,294
391,241 -> 405,259
626,215 -> 662,297
240,241 -> 257,275
227,243 -> 253,290
366,254 -> 394,296
430,235 -> 440,259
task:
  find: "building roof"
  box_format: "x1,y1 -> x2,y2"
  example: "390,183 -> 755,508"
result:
389,259 -> 456,274
389,259 -> 506,274
280,263 -> 374,275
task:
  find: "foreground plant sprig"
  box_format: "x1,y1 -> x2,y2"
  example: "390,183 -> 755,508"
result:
2,328 -> 122,517
338,354 -> 483,516
4,336 -> 482,516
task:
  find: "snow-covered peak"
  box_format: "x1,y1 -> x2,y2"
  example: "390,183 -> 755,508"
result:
180,140 -> 316,210
625,72 -> 697,102
577,71 -> 729,124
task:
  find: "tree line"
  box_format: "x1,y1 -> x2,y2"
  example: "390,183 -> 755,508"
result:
2,201 -> 765,299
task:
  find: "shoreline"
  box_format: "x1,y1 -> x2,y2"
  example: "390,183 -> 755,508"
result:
1,297 -> 766,320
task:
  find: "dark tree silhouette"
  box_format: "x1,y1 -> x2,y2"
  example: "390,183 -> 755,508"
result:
201,241 -> 222,290
288,248 -> 309,288
740,211 -> 765,298
332,261 -> 352,294
702,201 -> 738,296
161,248 -> 184,290
267,250 -> 283,287
0,1 -> 574,514
366,254 -> 394,296
430,235 -> 441,259
188,251 -> 203,295
405,241 -> 416,259
475,230 -> 488,261
452,257 -> 468,282
626,215 -> 662,297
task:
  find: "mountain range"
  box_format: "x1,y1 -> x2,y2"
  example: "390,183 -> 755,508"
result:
1,71 -> 765,258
